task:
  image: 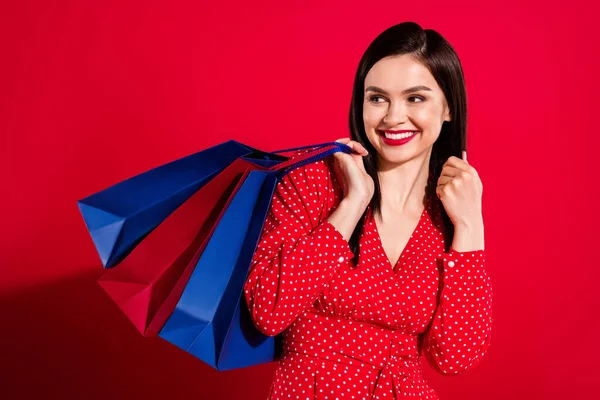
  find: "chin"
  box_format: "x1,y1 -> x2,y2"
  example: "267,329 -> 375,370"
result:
379,145 -> 433,166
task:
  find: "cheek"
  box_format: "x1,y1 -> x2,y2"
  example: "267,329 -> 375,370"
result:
363,106 -> 384,128
413,106 -> 445,131
413,107 -> 436,123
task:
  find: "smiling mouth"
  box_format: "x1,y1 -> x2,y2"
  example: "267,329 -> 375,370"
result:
377,130 -> 419,140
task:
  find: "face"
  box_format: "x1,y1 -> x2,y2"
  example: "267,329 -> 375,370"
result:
363,54 -> 451,167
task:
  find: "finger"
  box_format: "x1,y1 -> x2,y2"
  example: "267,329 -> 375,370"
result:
349,141 -> 369,155
440,165 -> 463,177
436,186 -> 445,199
356,142 -> 369,155
462,151 -> 468,164
340,140 -> 368,155
334,138 -> 352,153
445,155 -> 471,172
436,184 -> 453,197
333,138 -> 356,158
437,175 -> 452,185
355,157 -> 367,173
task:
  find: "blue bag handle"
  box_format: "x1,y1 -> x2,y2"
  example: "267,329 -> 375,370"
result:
266,142 -> 354,177
269,142 -> 348,154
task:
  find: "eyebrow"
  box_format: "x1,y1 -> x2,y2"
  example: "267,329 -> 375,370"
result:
365,85 -> 433,95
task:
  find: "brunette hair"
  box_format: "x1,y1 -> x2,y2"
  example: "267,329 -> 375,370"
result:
347,22 -> 468,262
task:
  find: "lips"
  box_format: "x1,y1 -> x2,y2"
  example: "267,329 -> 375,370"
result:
377,129 -> 419,146
377,129 -> 419,138
380,129 -> 419,134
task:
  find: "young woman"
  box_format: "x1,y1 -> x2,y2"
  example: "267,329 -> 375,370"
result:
244,21 -> 492,399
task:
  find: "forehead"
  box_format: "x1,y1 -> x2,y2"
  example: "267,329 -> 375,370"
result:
364,54 -> 441,93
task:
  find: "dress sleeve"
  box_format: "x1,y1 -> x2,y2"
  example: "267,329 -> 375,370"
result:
243,154 -> 355,336
422,248 -> 493,375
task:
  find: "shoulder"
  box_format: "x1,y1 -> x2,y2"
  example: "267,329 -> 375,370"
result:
281,148 -> 335,189
272,149 -> 341,219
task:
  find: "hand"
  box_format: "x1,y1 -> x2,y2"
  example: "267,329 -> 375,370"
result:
332,138 -> 374,206
436,151 -> 483,228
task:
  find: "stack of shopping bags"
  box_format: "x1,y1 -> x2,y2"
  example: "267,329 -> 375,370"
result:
77,140 -> 351,371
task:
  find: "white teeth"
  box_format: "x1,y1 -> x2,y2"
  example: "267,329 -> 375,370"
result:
383,131 -> 418,140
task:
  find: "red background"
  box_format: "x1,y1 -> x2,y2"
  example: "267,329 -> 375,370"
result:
1,1 -> 598,399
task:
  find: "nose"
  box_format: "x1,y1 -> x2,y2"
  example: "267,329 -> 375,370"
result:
383,101 -> 408,126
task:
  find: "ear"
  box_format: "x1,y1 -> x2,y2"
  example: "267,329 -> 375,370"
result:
444,105 -> 452,122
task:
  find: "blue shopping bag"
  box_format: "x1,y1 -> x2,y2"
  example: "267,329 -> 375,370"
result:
78,140 -> 289,268
157,142 -> 351,371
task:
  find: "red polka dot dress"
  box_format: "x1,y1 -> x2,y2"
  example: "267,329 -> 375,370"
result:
244,151 -> 493,399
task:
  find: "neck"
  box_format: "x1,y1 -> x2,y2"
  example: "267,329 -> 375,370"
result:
376,150 -> 431,216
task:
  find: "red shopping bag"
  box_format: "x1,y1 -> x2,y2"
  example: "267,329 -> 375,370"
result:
97,158 -> 251,336
95,142 -> 352,340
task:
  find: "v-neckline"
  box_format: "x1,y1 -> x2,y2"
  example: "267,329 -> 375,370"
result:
369,198 -> 430,271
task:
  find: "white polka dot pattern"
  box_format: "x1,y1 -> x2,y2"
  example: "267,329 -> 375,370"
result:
244,150 -> 493,399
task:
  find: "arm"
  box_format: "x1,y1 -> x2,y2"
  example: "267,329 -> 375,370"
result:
244,158 -> 356,336
422,222 -> 493,375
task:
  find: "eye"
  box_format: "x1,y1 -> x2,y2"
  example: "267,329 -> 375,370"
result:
408,96 -> 425,103
367,95 -> 425,104
367,95 -> 386,104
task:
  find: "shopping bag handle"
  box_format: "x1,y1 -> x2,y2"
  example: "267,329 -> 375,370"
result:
266,142 -> 353,175
268,142 -> 348,155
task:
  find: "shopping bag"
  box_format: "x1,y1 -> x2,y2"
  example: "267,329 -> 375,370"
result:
157,142 -> 351,371
97,157 -> 250,336
78,140 -> 287,268
83,140 -> 351,369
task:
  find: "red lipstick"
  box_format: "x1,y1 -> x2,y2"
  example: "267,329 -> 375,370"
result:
377,129 -> 419,146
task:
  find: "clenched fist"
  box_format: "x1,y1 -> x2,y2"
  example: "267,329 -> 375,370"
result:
436,151 -> 483,228
332,138 -> 374,206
